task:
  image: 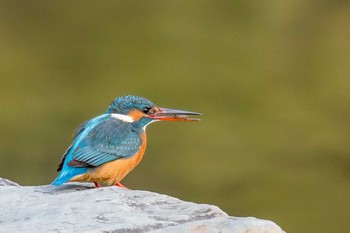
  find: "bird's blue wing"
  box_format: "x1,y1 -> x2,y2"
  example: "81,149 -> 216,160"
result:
69,116 -> 141,167
56,119 -> 91,172
52,114 -> 141,186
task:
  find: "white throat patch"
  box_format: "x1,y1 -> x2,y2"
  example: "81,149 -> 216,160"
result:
142,119 -> 158,131
111,113 -> 134,123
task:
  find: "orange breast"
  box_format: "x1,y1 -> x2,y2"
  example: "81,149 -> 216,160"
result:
69,133 -> 147,185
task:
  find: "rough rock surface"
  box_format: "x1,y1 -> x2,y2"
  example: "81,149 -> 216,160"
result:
0,178 -> 285,233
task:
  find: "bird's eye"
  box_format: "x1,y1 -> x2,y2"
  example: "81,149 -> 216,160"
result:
142,107 -> 151,114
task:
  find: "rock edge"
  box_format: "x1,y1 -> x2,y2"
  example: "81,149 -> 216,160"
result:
0,178 -> 285,233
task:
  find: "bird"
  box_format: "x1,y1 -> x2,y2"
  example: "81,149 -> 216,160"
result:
52,95 -> 201,188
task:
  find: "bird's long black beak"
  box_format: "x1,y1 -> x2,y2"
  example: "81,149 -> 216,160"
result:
149,107 -> 202,121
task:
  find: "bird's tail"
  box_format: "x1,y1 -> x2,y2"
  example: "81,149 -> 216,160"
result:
51,167 -> 87,186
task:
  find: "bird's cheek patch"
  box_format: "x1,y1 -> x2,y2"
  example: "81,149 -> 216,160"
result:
111,114 -> 134,123
128,110 -> 147,121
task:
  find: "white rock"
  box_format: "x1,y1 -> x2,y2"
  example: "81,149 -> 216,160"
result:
0,179 -> 285,233
0,177 -> 19,186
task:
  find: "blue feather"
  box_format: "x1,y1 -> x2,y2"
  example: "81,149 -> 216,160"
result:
51,114 -> 110,186
51,167 -> 87,186
51,114 -> 143,186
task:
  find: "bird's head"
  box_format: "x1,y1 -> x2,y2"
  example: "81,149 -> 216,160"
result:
105,95 -> 201,127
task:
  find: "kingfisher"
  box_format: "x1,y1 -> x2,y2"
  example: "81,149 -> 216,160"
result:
52,95 -> 201,188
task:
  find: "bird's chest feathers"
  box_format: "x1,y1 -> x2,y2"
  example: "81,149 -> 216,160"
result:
86,133 -> 147,185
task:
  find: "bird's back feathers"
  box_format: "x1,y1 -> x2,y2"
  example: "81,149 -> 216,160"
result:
52,114 -> 142,186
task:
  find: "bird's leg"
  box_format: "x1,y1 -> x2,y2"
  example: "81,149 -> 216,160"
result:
94,182 -> 101,188
115,182 -> 127,189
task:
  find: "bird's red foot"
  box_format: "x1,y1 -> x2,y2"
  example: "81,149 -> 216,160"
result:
94,182 -> 101,188
115,182 -> 127,189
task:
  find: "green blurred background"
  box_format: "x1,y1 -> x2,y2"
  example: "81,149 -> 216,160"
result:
1,1 -> 349,232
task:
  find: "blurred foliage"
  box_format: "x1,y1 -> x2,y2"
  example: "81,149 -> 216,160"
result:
1,1 -> 350,232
